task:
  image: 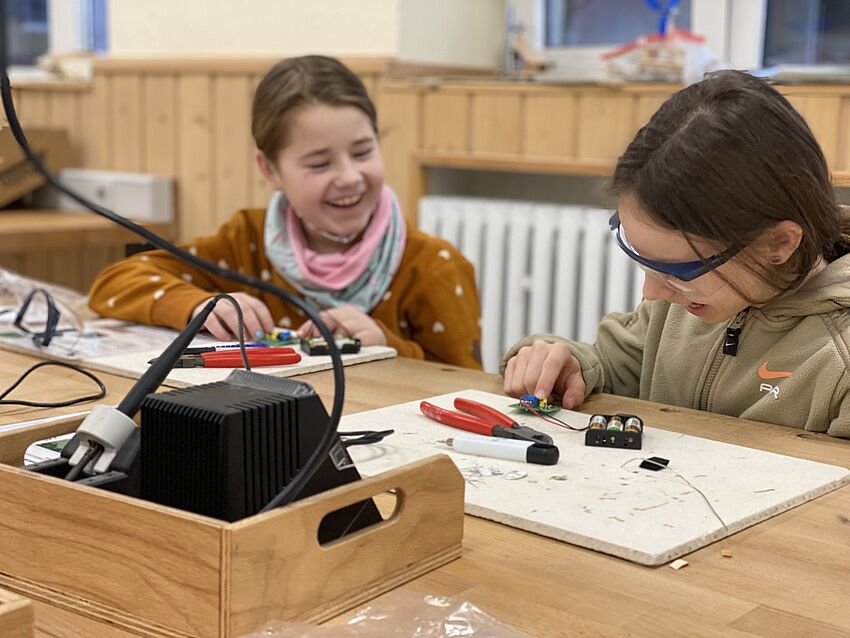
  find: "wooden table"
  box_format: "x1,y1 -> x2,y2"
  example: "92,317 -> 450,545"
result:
4,355 -> 850,637
0,349 -> 174,466
0,209 -> 174,293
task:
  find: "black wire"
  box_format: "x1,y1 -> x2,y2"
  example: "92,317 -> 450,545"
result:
339,429 -> 395,447
0,39 -> 344,510
0,361 -> 106,408
213,293 -> 251,370
65,442 -> 102,481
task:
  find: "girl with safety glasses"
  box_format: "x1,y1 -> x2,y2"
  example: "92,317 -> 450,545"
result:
502,70 -> 850,438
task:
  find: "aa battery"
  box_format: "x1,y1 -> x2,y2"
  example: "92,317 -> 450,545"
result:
606,415 -> 624,431
624,416 -> 643,433
589,415 -> 608,430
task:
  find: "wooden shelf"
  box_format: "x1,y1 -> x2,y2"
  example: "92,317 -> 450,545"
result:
415,152 -> 850,187
414,152 -> 615,177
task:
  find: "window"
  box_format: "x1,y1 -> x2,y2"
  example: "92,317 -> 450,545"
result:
544,0 -> 692,47
514,0 -> 768,79
5,0 -> 49,66
764,0 -> 850,65
4,0 -> 108,69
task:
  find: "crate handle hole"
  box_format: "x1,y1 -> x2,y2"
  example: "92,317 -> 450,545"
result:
318,488 -> 402,547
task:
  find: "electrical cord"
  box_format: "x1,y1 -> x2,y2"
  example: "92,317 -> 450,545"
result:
65,441 -> 102,481
0,361 -> 107,408
338,429 -> 395,448
0,12 -> 344,509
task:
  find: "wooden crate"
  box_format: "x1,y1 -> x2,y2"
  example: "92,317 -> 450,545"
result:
0,421 -> 464,637
0,588 -> 33,638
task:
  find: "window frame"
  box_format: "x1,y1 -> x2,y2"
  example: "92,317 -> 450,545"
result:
512,0 -> 768,80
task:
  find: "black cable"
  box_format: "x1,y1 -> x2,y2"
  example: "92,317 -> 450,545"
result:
338,429 -> 395,448
0,361 -> 106,408
0,22 -> 344,509
65,442 -> 102,481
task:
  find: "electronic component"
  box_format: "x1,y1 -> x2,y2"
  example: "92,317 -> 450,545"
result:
584,412 -> 644,449
261,327 -> 298,345
639,456 -> 669,471
301,336 -> 361,356
510,394 -> 562,415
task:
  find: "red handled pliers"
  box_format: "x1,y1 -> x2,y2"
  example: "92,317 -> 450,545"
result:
419,397 -> 553,444
151,347 -> 302,368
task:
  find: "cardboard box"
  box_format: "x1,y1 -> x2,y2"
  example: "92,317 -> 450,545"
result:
0,127 -> 75,209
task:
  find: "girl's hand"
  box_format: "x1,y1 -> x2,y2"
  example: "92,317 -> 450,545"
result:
503,340 -> 586,409
298,304 -> 387,346
191,292 -> 274,341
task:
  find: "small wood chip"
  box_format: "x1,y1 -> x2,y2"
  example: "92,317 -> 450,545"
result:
669,559 -> 689,570
721,550 -> 733,558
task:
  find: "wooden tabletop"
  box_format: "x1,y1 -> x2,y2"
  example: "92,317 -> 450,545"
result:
0,210 -> 174,252
3,354 -> 849,637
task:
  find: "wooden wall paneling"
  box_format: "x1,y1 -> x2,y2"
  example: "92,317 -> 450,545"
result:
20,251 -> 51,283
786,94 -> 843,169
248,75 -> 273,209
838,96 -> 850,172
109,75 -> 144,172
379,87 -> 422,220
470,92 -> 522,156
16,90 -> 50,127
75,86 -> 96,167
422,89 -> 470,153
49,249 -> 84,292
86,74 -> 112,168
177,74 -> 214,240
576,90 -> 637,162
213,75 -> 252,228
522,93 -> 577,159
47,90 -> 81,162
634,91 -> 670,131
142,74 -> 178,175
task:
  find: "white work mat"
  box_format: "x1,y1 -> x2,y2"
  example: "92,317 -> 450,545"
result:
84,344 -> 396,387
344,389 -> 850,566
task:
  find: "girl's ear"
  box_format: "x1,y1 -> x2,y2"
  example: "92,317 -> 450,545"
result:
256,151 -> 284,190
753,220 -> 804,266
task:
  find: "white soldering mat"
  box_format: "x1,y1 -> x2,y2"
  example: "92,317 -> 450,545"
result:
83,344 -> 396,387
344,389 -> 850,566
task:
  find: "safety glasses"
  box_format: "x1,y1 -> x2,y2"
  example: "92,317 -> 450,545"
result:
609,211 -> 740,295
12,288 -> 85,352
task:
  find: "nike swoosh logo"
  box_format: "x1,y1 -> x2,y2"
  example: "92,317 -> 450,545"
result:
758,362 -> 793,380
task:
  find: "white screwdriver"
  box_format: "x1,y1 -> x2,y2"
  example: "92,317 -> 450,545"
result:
441,433 -> 559,465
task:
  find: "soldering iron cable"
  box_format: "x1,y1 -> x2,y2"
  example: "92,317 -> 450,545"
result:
0,6 -> 343,511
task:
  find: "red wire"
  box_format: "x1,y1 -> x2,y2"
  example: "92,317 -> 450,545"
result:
520,401 -> 588,431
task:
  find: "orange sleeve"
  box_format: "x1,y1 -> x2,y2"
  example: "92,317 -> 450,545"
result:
88,210 -> 263,330
402,250 -> 482,370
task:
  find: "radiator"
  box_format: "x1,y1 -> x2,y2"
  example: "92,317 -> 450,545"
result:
419,196 -> 644,373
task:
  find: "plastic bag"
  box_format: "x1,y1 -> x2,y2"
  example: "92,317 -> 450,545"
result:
241,591 -> 529,637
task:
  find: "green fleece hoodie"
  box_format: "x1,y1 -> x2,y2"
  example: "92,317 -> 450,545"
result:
501,254 -> 850,438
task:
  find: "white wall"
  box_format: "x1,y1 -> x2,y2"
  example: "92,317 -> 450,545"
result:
106,0 -> 504,67
396,0 -> 504,68
108,0 -> 400,57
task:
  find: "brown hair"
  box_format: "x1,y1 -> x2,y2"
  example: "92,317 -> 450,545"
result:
611,70 -> 850,300
251,55 -> 377,160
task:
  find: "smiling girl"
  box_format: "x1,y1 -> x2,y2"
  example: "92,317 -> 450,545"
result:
502,70 -> 850,437
89,56 -> 481,368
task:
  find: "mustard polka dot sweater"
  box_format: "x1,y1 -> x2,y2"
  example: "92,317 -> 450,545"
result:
88,208 -> 483,369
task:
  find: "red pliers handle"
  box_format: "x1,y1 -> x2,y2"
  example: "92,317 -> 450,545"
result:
420,398 -> 553,444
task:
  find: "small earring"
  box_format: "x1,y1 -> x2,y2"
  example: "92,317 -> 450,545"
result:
770,256 -> 782,265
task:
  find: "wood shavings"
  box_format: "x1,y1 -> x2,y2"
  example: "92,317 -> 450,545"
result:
503,470 -> 527,480
669,559 -> 689,570
633,501 -> 669,512
550,474 -> 569,481
753,488 -> 776,494
720,549 -> 733,558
